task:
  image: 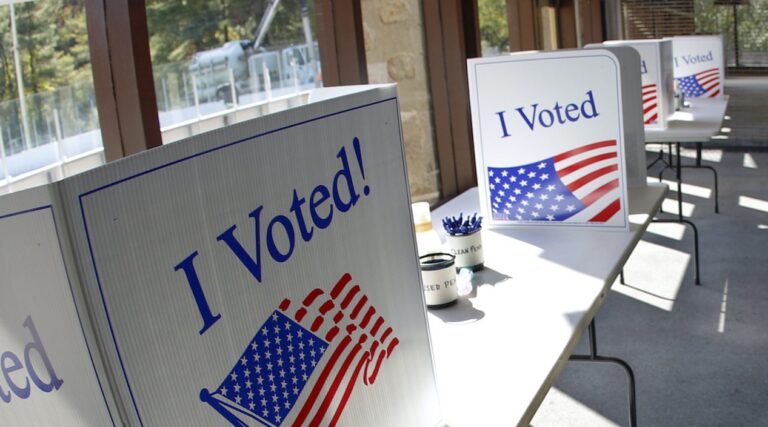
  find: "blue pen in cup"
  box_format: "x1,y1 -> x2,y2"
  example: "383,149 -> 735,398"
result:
442,213 -> 484,271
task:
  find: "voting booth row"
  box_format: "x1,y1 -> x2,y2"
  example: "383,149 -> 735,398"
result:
0,35 -> 725,426
599,35 -> 729,285
0,87 -> 441,426
599,35 -> 725,129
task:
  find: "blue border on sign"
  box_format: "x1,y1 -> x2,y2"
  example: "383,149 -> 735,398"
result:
0,205 -> 116,426
78,96 -> 398,426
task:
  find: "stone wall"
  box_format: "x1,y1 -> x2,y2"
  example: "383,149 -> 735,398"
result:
360,0 -> 441,204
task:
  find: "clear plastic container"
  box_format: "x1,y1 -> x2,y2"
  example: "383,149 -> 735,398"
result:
411,202 -> 443,256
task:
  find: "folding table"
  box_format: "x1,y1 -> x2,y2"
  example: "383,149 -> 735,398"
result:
644,95 -> 729,285
428,183 -> 667,427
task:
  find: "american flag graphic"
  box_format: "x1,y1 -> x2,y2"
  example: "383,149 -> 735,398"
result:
488,140 -> 622,223
677,68 -> 720,98
642,83 -> 658,125
200,273 -> 399,427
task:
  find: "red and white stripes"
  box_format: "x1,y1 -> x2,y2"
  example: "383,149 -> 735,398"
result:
554,140 -> 621,222
280,273 -> 399,427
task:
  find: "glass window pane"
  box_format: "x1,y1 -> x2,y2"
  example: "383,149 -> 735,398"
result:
0,0 -> 102,193
478,0 -> 510,56
695,0 -> 768,68
621,0 -> 768,68
146,0 -> 323,143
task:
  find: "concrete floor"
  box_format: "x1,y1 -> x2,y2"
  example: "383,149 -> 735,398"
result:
530,149 -> 768,427
722,77 -> 768,148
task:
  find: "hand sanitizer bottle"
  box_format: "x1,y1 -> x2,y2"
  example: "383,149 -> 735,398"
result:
411,202 -> 443,256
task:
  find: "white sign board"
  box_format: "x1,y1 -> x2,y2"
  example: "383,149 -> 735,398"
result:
0,187 -> 116,425
602,39 -> 675,129
468,49 -> 642,230
666,35 -> 725,98
0,85 -> 442,426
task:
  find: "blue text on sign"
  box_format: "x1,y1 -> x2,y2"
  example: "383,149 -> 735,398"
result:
674,51 -> 713,68
175,138 -> 370,335
496,90 -> 600,136
0,316 -> 63,404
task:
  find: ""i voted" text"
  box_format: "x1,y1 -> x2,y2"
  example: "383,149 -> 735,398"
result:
496,90 -> 600,137
174,137 -> 370,335
674,50 -> 713,67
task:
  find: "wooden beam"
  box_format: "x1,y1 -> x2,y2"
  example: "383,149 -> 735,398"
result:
462,0 -> 482,59
423,0 -> 478,200
578,0 -> 605,45
85,0 -> 161,162
506,0 -> 537,51
423,0 -> 457,199
315,0 -> 368,86
558,0 -> 578,48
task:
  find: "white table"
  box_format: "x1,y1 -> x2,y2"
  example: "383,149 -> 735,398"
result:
645,96 -> 728,143
643,96 -> 728,285
428,183 -> 667,427
645,96 -> 729,212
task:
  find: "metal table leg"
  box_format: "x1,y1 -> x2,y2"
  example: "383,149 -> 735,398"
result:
676,142 -> 719,213
654,143 -> 674,181
648,142 -> 703,284
676,142 -> 683,222
671,143 -> 701,284
652,218 -> 700,285
647,144 -> 670,171
569,318 -> 637,427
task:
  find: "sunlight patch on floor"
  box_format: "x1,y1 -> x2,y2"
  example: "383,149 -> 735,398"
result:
661,198 -> 696,217
743,153 -> 758,169
613,241 -> 689,311
739,195 -> 768,214
644,146 -> 723,163
697,149 -> 723,163
718,280 -> 729,334
657,178 -> 712,199
530,387 -> 620,427
645,220 -> 686,241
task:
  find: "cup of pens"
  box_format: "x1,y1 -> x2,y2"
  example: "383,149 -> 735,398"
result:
419,253 -> 458,308
442,213 -> 484,271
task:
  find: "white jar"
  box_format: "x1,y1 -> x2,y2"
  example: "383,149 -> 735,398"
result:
419,253 -> 458,308
445,231 -> 484,271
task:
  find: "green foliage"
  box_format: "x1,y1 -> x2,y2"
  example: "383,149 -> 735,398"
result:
478,0 -> 509,55
0,0 -> 92,101
147,0 -> 314,65
695,0 -> 768,63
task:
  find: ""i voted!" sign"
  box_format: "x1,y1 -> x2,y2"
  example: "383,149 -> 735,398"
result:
0,85 -> 441,426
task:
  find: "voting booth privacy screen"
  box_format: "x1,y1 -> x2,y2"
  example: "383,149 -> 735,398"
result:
667,35 -> 725,99
602,40 -> 674,129
0,188 -> 118,425
0,86 -> 442,426
468,48 -> 644,230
